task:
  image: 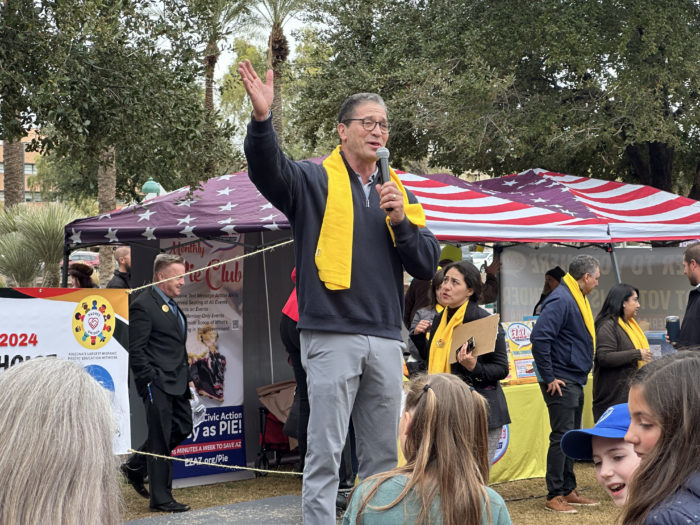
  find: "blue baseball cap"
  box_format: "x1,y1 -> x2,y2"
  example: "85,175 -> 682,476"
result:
561,404 -> 631,461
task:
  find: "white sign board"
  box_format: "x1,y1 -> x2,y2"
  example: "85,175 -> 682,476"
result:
0,288 -> 131,453
500,246 -> 690,329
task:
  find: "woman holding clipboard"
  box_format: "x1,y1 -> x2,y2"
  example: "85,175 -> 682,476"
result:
411,261 -> 511,469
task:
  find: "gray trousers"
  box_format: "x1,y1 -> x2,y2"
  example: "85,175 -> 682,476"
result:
300,330 -> 404,524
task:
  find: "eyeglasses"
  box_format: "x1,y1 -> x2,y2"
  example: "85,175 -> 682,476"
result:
343,118 -> 391,134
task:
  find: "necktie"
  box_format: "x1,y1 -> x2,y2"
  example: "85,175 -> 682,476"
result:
169,300 -> 186,338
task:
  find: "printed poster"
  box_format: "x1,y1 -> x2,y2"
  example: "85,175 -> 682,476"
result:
0,288 -> 131,453
161,237 -> 246,479
501,320 -> 538,384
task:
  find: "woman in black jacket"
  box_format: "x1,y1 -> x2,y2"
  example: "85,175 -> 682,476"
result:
411,261 -> 510,469
593,283 -> 652,421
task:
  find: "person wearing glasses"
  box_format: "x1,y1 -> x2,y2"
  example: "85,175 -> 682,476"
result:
238,60 -> 440,523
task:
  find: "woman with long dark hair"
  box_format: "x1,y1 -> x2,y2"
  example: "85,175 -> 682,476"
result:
592,284 -> 652,421
622,352 -> 700,525
411,261 -> 510,469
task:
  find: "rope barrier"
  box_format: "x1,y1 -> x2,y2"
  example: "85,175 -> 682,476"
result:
127,239 -> 295,294
127,448 -> 303,476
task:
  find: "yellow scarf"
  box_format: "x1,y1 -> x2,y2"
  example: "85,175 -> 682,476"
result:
428,301 -> 468,374
315,146 -> 427,290
562,273 -> 596,351
617,317 -> 650,368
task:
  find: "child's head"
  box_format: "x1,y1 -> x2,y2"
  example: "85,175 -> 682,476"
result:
400,373 -> 490,481
561,404 -> 639,507
355,374 -> 490,525
621,351 -> 700,525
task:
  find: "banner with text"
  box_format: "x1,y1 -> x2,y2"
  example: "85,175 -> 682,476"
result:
500,246 -> 690,328
0,288 -> 130,453
161,237 -> 246,479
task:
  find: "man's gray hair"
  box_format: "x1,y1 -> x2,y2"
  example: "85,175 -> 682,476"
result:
569,255 -> 600,280
0,358 -> 122,525
338,93 -> 388,123
153,253 -> 184,278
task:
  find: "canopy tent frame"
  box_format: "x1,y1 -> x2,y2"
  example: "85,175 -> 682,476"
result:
61,234 -> 293,287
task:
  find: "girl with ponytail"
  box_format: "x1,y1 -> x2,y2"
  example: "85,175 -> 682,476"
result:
342,373 -> 512,525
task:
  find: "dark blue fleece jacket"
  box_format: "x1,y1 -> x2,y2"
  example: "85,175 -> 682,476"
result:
643,472 -> 700,525
244,116 -> 440,341
530,283 -> 594,385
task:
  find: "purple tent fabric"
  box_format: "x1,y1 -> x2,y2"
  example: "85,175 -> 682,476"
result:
65,172 -> 293,245
65,158 -> 335,245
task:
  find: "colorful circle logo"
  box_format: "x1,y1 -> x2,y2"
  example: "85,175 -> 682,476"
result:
72,296 -> 116,350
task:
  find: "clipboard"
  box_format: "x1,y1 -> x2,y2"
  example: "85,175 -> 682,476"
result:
448,314 -> 500,365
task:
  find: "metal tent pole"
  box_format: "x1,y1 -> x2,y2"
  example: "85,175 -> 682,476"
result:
260,232 -> 275,384
609,244 -> 622,284
61,245 -> 70,287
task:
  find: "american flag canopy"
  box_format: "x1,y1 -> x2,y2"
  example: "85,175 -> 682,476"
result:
402,168 -> 700,243
65,166 -> 700,245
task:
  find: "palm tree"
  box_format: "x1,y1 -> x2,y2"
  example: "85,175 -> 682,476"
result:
192,0 -> 252,112
253,0 -> 305,145
3,139 -> 25,208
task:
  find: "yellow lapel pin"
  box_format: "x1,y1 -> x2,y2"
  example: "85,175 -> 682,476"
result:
162,304 -> 170,313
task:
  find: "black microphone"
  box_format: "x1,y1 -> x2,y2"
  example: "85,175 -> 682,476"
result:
376,147 -> 393,212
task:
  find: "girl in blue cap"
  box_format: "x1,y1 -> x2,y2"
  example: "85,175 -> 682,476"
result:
561,403 -> 641,509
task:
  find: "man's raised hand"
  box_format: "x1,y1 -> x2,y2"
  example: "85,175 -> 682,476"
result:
237,59 -> 274,122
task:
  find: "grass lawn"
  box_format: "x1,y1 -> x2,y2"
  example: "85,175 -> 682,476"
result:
122,462 -> 619,523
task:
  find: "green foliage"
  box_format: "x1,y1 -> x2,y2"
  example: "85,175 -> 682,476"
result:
0,232 -> 42,287
0,205 -> 25,236
0,204 -> 84,287
253,0 -> 306,27
295,0 -> 700,193
0,0 -> 241,202
222,29 -> 337,160
221,38 -> 269,146
188,0 -> 253,49
17,203 -> 85,287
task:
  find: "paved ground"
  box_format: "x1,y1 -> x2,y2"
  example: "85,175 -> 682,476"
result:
124,496 -> 303,525
123,495 -> 345,525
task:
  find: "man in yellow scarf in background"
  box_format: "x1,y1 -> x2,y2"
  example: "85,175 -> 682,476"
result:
531,255 -> 601,514
239,60 -> 440,523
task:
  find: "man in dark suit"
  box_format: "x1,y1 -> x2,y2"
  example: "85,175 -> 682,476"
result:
121,254 -> 193,513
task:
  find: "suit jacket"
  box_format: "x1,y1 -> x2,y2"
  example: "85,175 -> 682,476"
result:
411,300 -> 511,428
129,287 -> 192,397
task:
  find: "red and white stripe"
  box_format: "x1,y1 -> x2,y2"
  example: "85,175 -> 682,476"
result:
537,169 -> 700,242
398,172 -> 611,243
396,168 -> 700,243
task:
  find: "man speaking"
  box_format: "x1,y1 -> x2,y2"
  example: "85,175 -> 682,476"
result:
239,60 -> 440,523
